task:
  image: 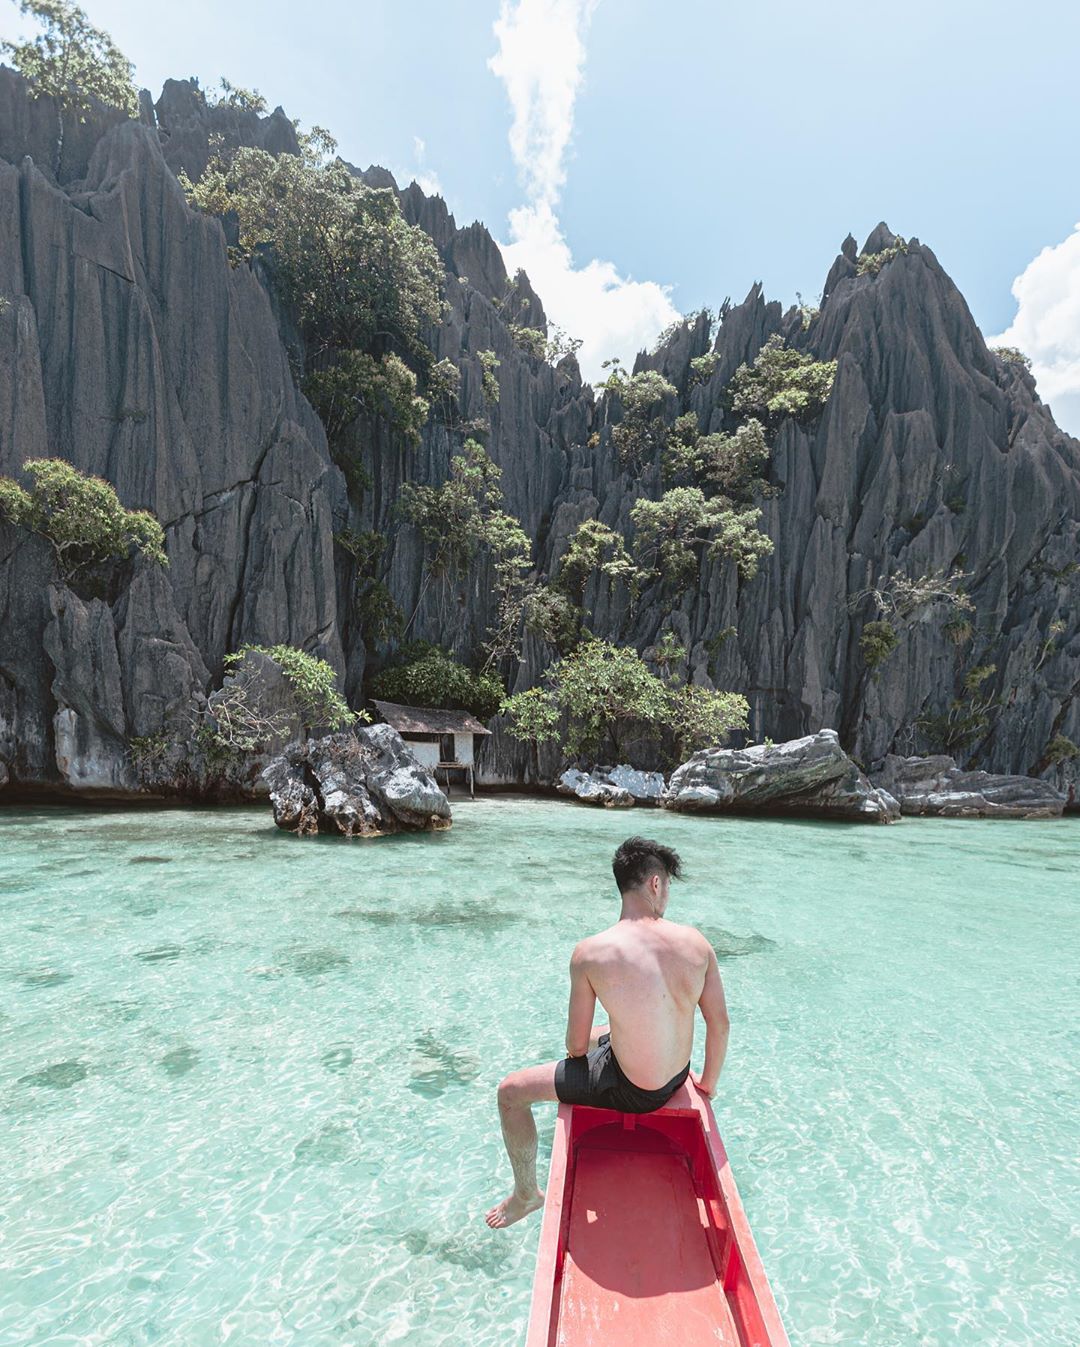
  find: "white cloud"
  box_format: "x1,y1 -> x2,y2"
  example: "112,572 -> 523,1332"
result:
488,0 -> 679,385
989,222 -> 1080,438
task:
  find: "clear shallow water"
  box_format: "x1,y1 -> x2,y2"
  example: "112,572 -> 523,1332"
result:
1,800 -> 1077,1347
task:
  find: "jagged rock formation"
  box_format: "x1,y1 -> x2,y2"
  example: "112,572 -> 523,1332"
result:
557,764 -> 665,807
1,65 -> 1079,807
869,754 -> 1066,818
662,730 -> 899,822
263,724 -> 451,836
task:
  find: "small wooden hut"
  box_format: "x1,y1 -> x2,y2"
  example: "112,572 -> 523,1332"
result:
371,699 -> 492,797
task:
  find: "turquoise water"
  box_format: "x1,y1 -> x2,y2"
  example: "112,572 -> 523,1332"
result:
1,799 -> 1077,1346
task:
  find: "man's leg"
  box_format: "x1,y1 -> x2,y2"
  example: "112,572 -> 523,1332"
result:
484,1062 -> 559,1229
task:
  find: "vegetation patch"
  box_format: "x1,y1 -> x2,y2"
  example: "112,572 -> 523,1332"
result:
501,637 -> 748,763
856,237 -> 909,276
0,458 -> 166,581
727,334 -> 837,426
370,643 -> 503,721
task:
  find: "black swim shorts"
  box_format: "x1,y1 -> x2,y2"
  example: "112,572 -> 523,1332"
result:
554,1033 -> 690,1114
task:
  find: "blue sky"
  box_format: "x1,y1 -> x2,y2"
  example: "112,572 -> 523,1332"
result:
4,0 -> 1080,430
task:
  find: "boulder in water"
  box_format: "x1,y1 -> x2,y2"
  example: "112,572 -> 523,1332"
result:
662,730 -> 898,823
556,763 -> 666,807
869,755 -> 1066,819
263,725 -> 451,836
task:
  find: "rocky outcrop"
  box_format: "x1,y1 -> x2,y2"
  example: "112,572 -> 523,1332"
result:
263,724 -> 451,836
663,730 -> 899,822
869,754 -> 1066,818
557,764 -> 665,807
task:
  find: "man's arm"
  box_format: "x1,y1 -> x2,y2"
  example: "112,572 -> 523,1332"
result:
565,943 -> 597,1058
694,945 -> 729,1095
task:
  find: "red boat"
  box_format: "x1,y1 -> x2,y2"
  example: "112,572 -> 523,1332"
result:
526,1082 -> 790,1346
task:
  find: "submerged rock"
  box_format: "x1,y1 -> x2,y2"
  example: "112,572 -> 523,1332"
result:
869,754 -> 1066,819
556,763 -> 666,808
662,730 -> 898,823
263,725 -> 451,837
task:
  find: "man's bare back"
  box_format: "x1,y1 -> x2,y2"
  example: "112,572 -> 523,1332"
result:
485,836 -> 729,1230
571,918 -> 713,1090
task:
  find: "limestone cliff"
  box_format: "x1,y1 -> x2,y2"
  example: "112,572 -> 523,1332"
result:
1,66 -> 1077,803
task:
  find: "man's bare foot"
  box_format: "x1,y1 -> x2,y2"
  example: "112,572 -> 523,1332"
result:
484,1188 -> 544,1229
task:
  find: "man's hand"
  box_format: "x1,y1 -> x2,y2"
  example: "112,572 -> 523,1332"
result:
691,1071 -> 715,1097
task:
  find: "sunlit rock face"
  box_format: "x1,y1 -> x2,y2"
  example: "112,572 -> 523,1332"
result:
1,67 -> 1078,804
662,730 -> 899,823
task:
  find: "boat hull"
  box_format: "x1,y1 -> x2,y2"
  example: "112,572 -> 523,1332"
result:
525,1082 -> 790,1346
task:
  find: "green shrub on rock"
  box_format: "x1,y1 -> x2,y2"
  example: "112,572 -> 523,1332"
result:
856,238 -> 909,276
0,458 -> 166,580
226,645 -> 357,731
727,334 -> 837,425
370,644 -> 503,720
1045,734 -> 1079,765
501,636 -> 748,764
859,619 -> 900,671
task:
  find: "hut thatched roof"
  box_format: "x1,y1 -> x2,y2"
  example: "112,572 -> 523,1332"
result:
372,699 -> 492,736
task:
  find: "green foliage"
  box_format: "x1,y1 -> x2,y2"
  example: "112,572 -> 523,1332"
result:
524,585 -> 584,654
180,151 -> 443,369
127,732 -> 170,773
399,438 -> 505,578
399,441 -> 533,666
427,357 -> 461,422
610,369 -> 677,472
211,77 -> 267,113
727,334 -> 837,425
668,683 -> 749,759
663,416 -> 771,502
856,237 -> 909,276
992,345 -> 1032,371
1,2 -> 139,155
795,292 -> 819,329
555,519 -> 638,600
304,350 -> 429,448
859,619 -> 899,671
943,615 -> 974,647
500,637 -> 747,763
335,529 -> 403,648
630,488 -> 772,588
226,644 -> 358,731
508,325 -> 547,360
547,327 -> 583,363
651,630 -> 686,677
0,458 -> 166,580
688,352 -> 722,386
478,349 -> 501,404
370,644 -> 503,720
1045,734 -> 1079,765
478,511 -> 533,673
704,625 -> 738,678
916,664 -> 999,755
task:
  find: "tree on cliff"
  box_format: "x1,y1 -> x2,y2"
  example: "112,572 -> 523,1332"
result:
180,145 -> 443,467
0,458 -> 166,580
1,1 -> 138,174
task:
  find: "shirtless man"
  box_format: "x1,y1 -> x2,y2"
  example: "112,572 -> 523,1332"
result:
484,835 -> 730,1229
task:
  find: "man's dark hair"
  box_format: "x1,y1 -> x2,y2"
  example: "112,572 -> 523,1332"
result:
612,836 -> 684,893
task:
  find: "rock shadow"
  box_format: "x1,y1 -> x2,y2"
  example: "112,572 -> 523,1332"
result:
699,926 -> 778,960
408,1032 -> 481,1098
